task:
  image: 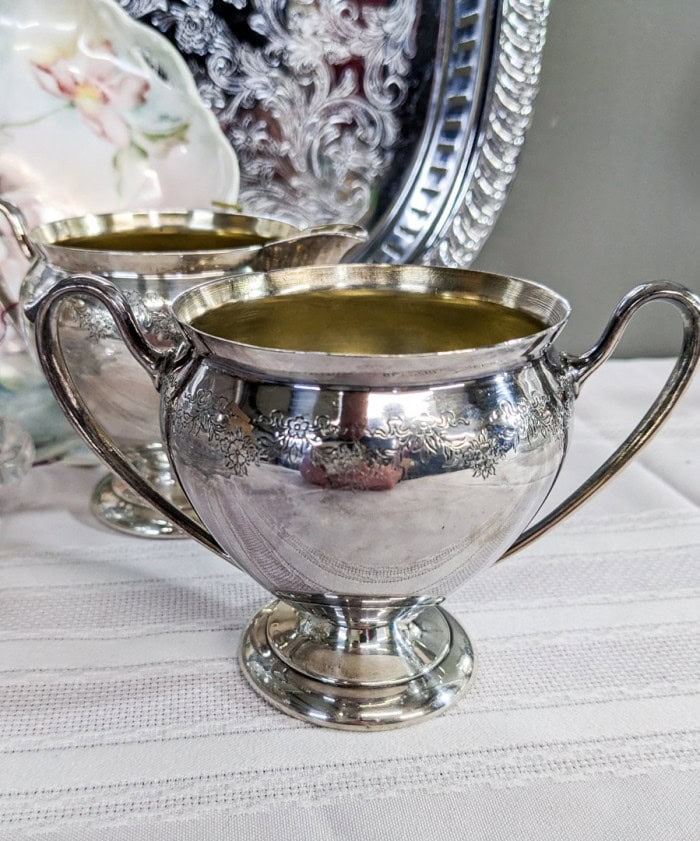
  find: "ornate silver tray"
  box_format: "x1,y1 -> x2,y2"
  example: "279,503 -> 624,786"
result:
120,0 -> 549,265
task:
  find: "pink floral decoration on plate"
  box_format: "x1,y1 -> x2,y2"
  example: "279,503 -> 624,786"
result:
32,39 -> 150,149
0,0 -> 239,301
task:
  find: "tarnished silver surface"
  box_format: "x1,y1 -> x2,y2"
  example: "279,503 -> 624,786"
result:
4,202 -> 365,537
29,265 -> 700,728
121,0 -> 550,266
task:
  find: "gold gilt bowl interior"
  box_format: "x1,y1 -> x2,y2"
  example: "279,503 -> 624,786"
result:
30,209 -> 302,275
173,265 -> 571,387
35,209 -> 299,252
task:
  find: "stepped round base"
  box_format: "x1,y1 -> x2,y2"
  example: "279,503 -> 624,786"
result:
240,600 -> 475,730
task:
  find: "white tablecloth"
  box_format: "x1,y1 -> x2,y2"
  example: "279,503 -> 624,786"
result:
1,359 -> 699,840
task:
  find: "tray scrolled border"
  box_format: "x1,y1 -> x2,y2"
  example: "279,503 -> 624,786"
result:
425,0 -> 550,267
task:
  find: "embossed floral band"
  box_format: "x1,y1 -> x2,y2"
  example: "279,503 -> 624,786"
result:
28,264 -> 700,729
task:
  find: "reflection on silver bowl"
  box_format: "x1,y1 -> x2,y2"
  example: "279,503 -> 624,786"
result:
30,264 -> 700,729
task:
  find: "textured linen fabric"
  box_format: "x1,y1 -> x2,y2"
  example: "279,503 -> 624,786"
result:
0,359 -> 698,839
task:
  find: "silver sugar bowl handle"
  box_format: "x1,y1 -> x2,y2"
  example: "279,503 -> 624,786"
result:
502,281 -> 700,559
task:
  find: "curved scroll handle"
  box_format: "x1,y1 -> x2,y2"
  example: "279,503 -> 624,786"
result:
0,200 -> 39,335
26,273 -> 230,563
501,281 -> 700,561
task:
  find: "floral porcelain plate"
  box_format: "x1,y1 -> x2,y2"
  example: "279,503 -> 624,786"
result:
0,0 -> 239,299
0,0 -> 240,461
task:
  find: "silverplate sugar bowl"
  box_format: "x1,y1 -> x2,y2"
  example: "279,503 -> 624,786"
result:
0,202 -> 365,537
28,265 -> 700,729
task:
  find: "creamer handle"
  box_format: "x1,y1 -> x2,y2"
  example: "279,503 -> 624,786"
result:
0,200 -> 37,334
